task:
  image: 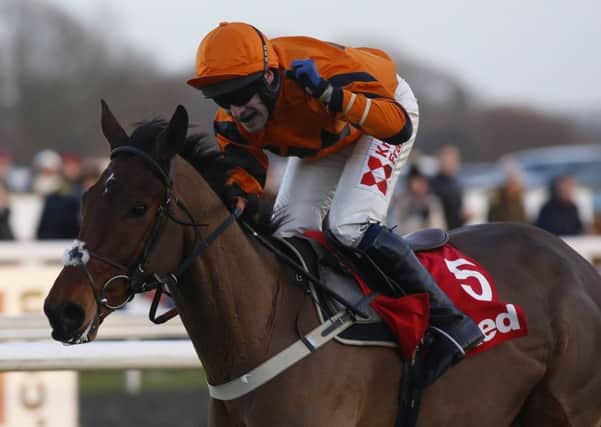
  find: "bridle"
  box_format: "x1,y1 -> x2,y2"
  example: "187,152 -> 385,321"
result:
66,144 -> 241,343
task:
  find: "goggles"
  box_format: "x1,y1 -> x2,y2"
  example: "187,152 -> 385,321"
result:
212,82 -> 259,109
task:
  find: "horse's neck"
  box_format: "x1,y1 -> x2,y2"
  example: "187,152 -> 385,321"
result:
172,160 -> 286,384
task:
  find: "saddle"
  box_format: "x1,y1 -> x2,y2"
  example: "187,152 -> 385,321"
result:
276,228 -> 448,348
402,228 -> 449,252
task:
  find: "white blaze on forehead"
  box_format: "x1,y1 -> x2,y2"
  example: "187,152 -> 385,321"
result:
63,239 -> 90,266
104,172 -> 116,194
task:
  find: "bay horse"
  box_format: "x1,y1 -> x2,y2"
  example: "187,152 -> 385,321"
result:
44,102 -> 601,426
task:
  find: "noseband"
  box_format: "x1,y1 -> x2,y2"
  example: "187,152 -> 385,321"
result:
65,145 -> 241,343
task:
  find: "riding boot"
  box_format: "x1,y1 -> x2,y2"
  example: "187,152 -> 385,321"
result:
357,223 -> 485,384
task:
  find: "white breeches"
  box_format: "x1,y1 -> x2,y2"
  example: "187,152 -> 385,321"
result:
272,76 -> 419,247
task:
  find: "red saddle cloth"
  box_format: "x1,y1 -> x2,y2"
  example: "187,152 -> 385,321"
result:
304,231 -> 528,359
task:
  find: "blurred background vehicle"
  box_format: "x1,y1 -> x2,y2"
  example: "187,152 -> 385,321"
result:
499,144 -> 601,190
459,144 -> 601,190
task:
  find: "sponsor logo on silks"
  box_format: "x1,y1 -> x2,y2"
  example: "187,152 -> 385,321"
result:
359,142 -> 403,196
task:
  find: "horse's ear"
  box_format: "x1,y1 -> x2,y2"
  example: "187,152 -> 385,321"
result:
156,105 -> 189,165
100,100 -> 129,149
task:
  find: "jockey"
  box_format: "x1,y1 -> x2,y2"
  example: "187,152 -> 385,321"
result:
187,22 -> 484,382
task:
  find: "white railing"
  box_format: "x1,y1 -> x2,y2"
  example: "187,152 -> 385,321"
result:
0,240 -> 197,372
0,312 -> 188,341
0,240 -> 68,265
0,340 -> 199,371
0,312 -> 196,372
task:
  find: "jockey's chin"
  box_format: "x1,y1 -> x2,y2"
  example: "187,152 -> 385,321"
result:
230,95 -> 269,133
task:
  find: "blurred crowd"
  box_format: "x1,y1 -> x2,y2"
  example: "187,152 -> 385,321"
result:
0,148 -> 104,241
0,142 -> 600,242
385,144 -> 600,237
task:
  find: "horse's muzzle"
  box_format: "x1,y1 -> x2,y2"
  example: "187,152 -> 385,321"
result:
44,300 -> 86,342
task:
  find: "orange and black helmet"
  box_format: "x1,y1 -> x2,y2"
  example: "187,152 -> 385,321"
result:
187,22 -> 279,98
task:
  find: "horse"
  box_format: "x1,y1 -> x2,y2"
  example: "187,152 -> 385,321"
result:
44,101 -> 601,427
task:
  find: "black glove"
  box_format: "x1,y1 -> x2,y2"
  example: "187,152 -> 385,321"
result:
286,59 -> 333,102
222,184 -> 260,221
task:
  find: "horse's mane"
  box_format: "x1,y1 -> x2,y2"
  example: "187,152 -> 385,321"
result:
129,118 -> 169,153
129,119 -> 227,195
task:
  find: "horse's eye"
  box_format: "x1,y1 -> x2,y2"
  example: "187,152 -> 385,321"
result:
131,204 -> 148,217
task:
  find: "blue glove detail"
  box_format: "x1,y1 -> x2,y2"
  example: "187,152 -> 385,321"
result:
287,59 -> 331,99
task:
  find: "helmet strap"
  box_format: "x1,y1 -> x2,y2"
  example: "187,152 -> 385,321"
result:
248,26 -> 278,116
257,69 -> 281,117
250,26 -> 269,74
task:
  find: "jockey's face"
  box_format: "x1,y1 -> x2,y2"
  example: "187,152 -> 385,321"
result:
228,95 -> 269,133
225,70 -> 274,134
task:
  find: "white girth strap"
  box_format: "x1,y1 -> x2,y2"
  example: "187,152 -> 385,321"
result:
207,310 -> 356,400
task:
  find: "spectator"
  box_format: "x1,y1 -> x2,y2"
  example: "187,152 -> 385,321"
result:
430,144 -> 469,229
0,180 -> 14,240
388,164 -> 446,234
535,174 -> 584,236
80,159 -> 103,192
36,191 -> 80,240
487,170 -> 528,223
61,152 -> 83,195
34,150 -> 80,239
31,149 -> 64,195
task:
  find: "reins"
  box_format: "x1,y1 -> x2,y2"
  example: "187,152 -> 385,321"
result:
143,203 -> 243,324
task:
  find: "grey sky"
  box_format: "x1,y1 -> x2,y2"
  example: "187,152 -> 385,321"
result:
46,0 -> 600,113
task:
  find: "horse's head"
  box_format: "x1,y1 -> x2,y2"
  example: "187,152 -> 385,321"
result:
44,101 -> 192,344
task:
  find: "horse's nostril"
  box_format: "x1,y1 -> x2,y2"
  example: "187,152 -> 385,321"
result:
62,302 -> 85,331
46,302 -> 86,340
